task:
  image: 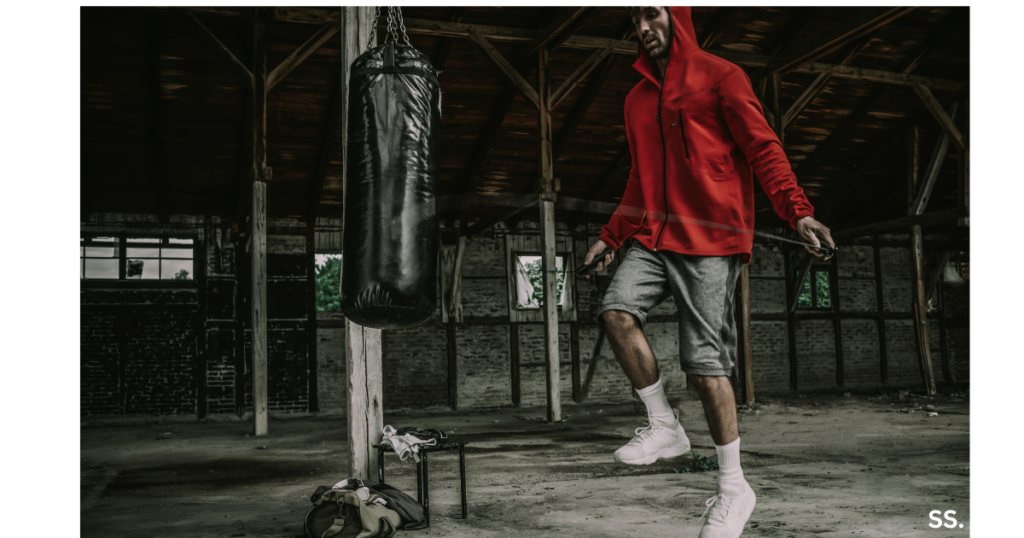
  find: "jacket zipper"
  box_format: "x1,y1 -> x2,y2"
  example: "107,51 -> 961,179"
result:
678,112 -> 690,159
653,65 -> 670,252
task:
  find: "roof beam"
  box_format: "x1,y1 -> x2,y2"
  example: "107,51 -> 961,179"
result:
912,84 -> 964,151
782,32 -> 875,128
464,190 -> 540,237
550,47 -> 612,110
516,7 -> 590,62
178,8 -> 253,89
832,207 -> 967,240
750,7 -> 915,80
430,7 -> 467,72
267,21 -> 340,91
307,75 -> 344,223
910,103 -> 959,217
700,7 -> 735,50
467,32 -> 539,109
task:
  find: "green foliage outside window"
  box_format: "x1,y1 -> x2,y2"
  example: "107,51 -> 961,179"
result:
796,269 -> 831,309
521,256 -> 565,307
173,269 -> 190,280
315,254 -> 343,311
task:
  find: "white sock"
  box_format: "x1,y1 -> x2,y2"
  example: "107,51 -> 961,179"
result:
636,378 -> 678,429
715,437 -> 747,497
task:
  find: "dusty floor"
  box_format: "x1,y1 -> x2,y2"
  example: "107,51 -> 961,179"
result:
81,388 -> 970,537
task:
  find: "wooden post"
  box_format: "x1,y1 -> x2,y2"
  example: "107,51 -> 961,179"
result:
735,265 -> 755,404
340,6 -> 383,481
252,175 -> 268,436
250,7 -> 270,437
957,97 -> 969,226
872,236 -> 888,384
570,322 -> 581,403
829,255 -> 844,387
538,48 -> 561,422
196,217 -> 209,419
510,322 -> 521,406
783,246 -> 799,391
907,126 -> 937,395
771,73 -> 784,145
306,231 -> 319,413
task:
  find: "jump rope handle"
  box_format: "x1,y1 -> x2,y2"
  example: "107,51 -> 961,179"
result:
577,248 -> 615,275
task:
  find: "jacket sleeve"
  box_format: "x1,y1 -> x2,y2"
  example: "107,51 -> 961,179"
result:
598,107 -> 645,251
717,68 -> 815,229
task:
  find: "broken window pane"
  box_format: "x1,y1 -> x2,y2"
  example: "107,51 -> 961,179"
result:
515,255 -> 565,308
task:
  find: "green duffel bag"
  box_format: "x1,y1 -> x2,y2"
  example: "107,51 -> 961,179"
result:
303,489 -> 402,538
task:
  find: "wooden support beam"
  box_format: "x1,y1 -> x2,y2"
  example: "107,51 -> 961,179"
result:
829,256 -> 844,387
550,47 -> 612,110
510,322 -> 521,406
736,266 -> 755,404
516,7 -> 590,62
751,7 -> 915,80
958,97 -> 969,226
700,7 -> 735,50
782,33 -> 874,129
146,12 -> 168,221
467,32 -> 539,109
571,323 -> 581,403
832,207 -> 966,240
794,14 -> 965,176
267,21 -> 340,91
340,6 -> 383,482
580,328 -> 605,401
771,73 -> 784,144
789,253 -> 814,313
178,8 -> 254,88
913,85 -> 964,151
397,17 -> 964,91
430,7 -> 466,72
910,102 -> 958,217
872,237 -> 888,383
907,125 -> 937,396
783,247 -> 800,391
757,8 -> 820,100
538,49 -> 561,422
251,176 -> 268,436
464,191 -> 540,237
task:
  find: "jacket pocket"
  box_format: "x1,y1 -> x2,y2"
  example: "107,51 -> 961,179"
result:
677,111 -> 734,181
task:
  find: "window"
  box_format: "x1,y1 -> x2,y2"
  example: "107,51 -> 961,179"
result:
513,254 -> 567,309
80,235 -> 194,280
795,268 -> 831,309
315,253 -> 343,311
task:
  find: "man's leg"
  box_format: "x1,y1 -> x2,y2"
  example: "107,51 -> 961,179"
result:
687,374 -> 738,446
602,310 -> 659,389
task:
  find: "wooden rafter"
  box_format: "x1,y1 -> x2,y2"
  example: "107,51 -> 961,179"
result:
550,47 -> 612,110
832,207 -> 967,240
700,7 -> 735,50
467,32 -> 539,109
430,7 -> 466,72
751,7 -> 915,80
178,8 -> 253,88
782,32 -> 875,129
516,7 -> 590,62
798,14 -> 966,185
756,8 -> 819,99
913,85 -> 964,151
267,21 -> 340,91
464,191 -> 540,237
911,103 -> 959,216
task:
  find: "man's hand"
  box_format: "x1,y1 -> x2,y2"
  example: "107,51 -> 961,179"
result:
796,216 -> 835,260
583,240 -> 615,279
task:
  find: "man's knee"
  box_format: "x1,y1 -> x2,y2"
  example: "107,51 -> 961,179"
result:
601,310 -> 639,334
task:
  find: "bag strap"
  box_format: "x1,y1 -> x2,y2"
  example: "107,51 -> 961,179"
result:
321,516 -> 347,538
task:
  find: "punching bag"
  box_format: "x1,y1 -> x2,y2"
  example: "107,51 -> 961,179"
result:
341,35 -> 441,330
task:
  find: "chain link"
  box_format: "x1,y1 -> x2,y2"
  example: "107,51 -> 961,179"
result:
365,7 -> 381,51
363,7 -> 411,52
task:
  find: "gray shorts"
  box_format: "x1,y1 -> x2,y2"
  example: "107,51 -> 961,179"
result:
595,243 -> 742,377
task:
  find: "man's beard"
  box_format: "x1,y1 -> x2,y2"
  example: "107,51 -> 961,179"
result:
646,36 -> 670,59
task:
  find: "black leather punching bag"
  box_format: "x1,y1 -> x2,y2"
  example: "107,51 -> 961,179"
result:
341,40 -> 440,329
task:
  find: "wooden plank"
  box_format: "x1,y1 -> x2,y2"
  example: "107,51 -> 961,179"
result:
829,256 -> 844,387
580,328 -> 605,401
251,177 -> 268,436
306,232 -> 318,412
510,322 -> 521,406
341,6 -> 383,482
571,322 -> 581,403
464,191 -> 539,238
737,265 -> 754,403
267,21 -> 340,91
913,85 -> 964,152
873,237 -> 888,384
783,247 -> 799,391
832,207 -> 966,240
196,217 -> 209,418
911,102 -> 958,216
178,8 -> 253,88
700,7 -> 735,50
447,323 -> 458,409
516,7 -> 590,62
466,32 -> 539,109
958,97 -> 969,226
907,128 -> 936,396
751,7 -> 915,79
782,33 -> 874,128
538,48 -> 561,422
789,253 -> 814,313
550,47 -> 612,110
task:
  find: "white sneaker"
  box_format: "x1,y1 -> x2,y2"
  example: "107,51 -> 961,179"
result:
696,482 -> 756,538
613,421 -> 691,465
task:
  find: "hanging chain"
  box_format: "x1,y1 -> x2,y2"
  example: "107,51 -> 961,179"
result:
363,7 -> 411,50
394,7 -> 411,46
365,7 -> 381,51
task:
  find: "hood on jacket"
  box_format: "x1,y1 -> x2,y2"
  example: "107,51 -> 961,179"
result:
634,6 -> 701,82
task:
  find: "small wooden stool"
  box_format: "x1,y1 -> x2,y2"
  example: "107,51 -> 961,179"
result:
374,441 -> 468,527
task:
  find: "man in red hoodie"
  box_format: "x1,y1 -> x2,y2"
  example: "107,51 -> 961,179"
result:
584,7 -> 835,537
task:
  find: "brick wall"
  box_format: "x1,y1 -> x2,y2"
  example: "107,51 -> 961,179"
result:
385,324 -> 449,409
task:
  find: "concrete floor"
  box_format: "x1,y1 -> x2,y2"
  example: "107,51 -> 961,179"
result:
81,389 -> 970,538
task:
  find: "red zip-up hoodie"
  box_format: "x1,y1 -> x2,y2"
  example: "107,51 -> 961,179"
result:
598,6 -> 814,264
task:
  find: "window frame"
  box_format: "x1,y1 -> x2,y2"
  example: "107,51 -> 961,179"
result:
511,250 -> 570,311
794,267 -> 833,311
80,233 -> 199,288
